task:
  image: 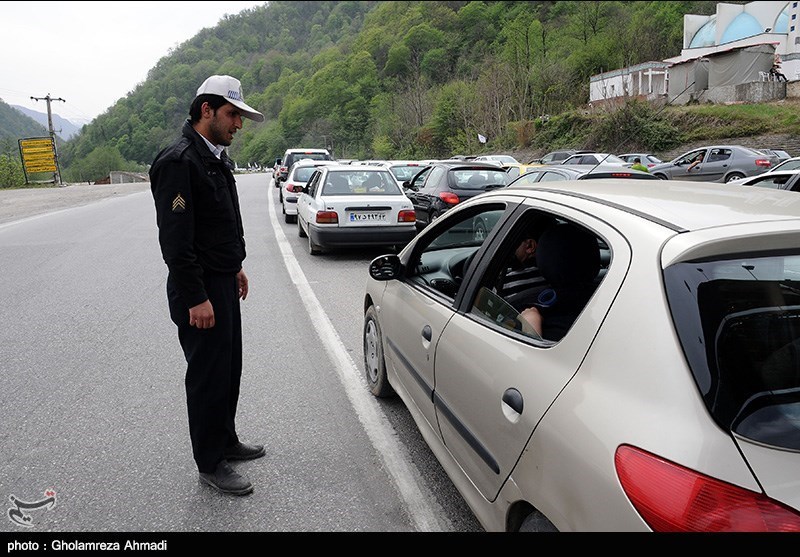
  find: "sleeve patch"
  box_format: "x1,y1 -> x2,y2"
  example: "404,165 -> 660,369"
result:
172,193 -> 186,213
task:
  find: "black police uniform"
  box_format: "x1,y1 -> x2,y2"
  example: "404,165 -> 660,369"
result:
150,119 -> 246,474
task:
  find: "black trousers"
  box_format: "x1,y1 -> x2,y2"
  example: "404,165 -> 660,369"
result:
167,273 -> 242,473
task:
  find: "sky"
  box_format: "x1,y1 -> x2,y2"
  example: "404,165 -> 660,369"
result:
1,1 -> 267,125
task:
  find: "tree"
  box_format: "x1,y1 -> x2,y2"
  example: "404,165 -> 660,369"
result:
0,154 -> 25,188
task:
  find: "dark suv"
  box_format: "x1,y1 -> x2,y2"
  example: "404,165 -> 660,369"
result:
275,148 -> 332,187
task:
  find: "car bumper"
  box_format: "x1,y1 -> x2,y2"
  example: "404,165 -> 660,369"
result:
309,224 -> 417,247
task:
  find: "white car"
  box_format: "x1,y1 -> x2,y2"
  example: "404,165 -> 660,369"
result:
362,178 -> 800,531
296,165 -> 417,255
280,159 -> 338,223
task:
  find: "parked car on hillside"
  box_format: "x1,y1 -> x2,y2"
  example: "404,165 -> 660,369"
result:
474,155 -> 520,166
362,178 -> 800,531
295,165 -> 416,255
617,153 -> 663,168
403,161 -> 509,230
649,145 -> 777,182
508,164 -> 657,184
530,149 -> 591,165
561,153 -> 628,166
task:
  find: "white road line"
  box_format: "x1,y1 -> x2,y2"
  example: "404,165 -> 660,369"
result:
267,184 -> 452,532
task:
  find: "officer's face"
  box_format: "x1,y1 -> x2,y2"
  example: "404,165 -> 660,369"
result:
206,103 -> 243,146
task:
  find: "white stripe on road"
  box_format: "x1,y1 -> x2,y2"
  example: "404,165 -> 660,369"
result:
267,184 -> 452,532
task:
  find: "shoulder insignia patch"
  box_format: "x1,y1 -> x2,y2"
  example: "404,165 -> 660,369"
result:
172,193 -> 186,213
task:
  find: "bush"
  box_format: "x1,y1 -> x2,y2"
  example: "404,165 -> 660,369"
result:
0,154 -> 25,188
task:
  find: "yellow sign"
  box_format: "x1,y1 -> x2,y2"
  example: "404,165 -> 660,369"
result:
19,137 -> 57,174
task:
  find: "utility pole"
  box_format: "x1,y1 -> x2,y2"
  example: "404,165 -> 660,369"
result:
31,93 -> 65,185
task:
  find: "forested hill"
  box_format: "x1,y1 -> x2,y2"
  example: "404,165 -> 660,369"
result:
52,1 -> 733,181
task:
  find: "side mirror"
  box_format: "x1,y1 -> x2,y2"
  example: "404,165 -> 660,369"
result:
369,254 -> 403,281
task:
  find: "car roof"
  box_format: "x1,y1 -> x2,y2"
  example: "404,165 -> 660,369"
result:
501,178 -> 800,231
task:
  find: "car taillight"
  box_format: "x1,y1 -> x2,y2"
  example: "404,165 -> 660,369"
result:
280,166 -> 288,173
755,159 -> 772,167
439,192 -> 460,205
615,445 -> 800,532
315,211 -> 338,224
398,209 -> 416,223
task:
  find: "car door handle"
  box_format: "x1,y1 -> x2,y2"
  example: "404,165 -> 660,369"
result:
502,388 -> 523,415
421,325 -> 432,342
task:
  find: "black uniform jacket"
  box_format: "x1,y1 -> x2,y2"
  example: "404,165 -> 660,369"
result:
150,120 -> 246,308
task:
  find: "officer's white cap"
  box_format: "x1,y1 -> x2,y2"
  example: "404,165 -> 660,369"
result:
196,75 -> 264,122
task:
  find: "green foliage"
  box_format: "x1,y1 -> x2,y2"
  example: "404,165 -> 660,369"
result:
589,100 -> 683,152
62,145 -> 143,183
0,153 -> 25,188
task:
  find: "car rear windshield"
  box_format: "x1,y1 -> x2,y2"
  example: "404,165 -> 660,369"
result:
452,169 -> 509,190
664,252 -> 800,450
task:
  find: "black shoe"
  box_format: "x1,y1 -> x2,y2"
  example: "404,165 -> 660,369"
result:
224,442 -> 266,461
199,461 -> 253,496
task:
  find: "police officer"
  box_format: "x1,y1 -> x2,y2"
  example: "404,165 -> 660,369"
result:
150,75 -> 265,496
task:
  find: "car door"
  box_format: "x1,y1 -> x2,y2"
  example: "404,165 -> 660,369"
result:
379,203 -> 513,432
431,200 -> 631,500
413,166 -> 447,227
694,147 -> 731,182
668,149 -> 706,180
297,170 -> 322,229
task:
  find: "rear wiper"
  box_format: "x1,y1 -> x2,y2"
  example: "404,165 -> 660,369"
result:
484,183 -> 506,190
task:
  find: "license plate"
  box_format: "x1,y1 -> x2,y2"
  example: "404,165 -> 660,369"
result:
349,212 -> 387,222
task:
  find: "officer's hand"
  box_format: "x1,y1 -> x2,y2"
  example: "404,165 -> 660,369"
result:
237,270 -> 249,301
189,300 -> 215,329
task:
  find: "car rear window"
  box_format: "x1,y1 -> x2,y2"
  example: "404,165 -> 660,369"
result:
664,252 -> 800,450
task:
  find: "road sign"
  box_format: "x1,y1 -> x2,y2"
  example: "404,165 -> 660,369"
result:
19,137 -> 57,175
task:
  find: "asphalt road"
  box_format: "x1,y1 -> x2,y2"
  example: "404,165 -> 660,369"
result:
0,173 -> 483,535
0,182 -> 152,225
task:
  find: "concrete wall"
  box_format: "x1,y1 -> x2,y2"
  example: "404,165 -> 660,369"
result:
694,80 -> 788,103
110,171 -> 148,184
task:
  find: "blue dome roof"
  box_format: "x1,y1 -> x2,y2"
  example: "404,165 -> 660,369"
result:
775,4 -> 790,33
720,12 -> 762,44
690,17 -> 717,48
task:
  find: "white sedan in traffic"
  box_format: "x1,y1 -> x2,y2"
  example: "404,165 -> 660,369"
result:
295,165 -> 417,255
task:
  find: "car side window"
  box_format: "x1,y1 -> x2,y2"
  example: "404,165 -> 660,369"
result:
307,171 -> 321,196
467,210 -> 607,344
423,166 -> 446,191
539,171 -> 566,182
406,204 -> 507,300
708,149 -> 731,162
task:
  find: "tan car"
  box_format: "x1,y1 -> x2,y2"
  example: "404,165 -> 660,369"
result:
362,179 -> 800,531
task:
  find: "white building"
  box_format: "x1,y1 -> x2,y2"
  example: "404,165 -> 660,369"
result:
590,1 -> 799,106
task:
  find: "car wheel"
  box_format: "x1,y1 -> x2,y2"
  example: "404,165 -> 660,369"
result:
363,306 -> 395,398
653,173 -> 669,180
519,510 -> 558,532
284,213 -> 296,224
725,172 -> 745,183
430,210 -> 441,223
308,233 -> 322,255
298,217 -> 307,238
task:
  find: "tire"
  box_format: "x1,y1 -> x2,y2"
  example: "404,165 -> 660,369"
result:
363,306 -> 395,398
519,510 -> 558,532
298,217 -> 307,238
308,233 -> 322,255
725,172 -> 745,183
653,173 -> 669,180
284,213 -> 296,224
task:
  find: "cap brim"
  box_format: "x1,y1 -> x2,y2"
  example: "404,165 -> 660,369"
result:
228,98 -> 264,122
